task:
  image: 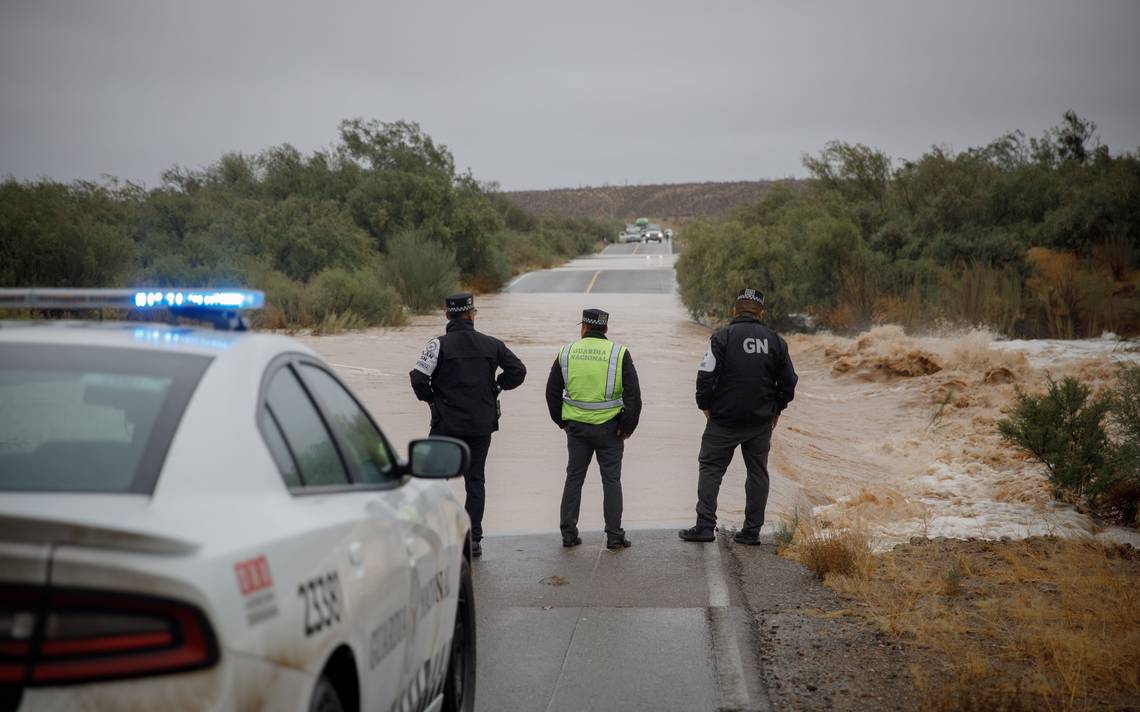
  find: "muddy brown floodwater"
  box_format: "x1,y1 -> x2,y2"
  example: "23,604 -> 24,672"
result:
300,287 -> 1140,548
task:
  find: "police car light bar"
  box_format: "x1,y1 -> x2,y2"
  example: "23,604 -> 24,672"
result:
0,288 -> 265,312
132,289 -> 264,310
0,288 -> 265,331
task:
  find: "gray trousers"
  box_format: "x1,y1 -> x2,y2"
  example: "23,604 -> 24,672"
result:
560,419 -> 625,539
696,419 -> 773,534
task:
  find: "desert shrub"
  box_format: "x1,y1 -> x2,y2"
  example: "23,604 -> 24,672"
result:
499,229 -> 560,271
997,377 -> 1113,501
1110,363 -> 1140,448
0,180 -> 135,288
307,266 -> 404,326
385,229 -> 460,312
249,266 -> 308,329
1103,364 -> 1140,524
1095,233 -> 1135,281
939,261 -> 1025,334
998,368 -> 1140,523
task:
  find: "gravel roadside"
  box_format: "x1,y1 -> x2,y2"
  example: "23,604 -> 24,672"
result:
722,536 -> 926,711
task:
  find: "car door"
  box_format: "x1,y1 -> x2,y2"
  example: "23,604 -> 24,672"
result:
260,360 -> 411,711
292,361 -> 438,710
387,476 -> 455,709
294,359 -> 453,710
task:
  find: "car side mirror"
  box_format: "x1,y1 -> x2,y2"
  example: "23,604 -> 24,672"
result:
408,437 -> 470,479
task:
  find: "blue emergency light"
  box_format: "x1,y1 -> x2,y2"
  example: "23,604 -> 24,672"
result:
131,289 -> 265,310
0,288 -> 265,331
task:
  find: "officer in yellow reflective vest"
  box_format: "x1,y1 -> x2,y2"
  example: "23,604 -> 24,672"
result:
545,308 -> 642,550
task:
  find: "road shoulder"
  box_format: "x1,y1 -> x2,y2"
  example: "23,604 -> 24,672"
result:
723,537 -> 921,711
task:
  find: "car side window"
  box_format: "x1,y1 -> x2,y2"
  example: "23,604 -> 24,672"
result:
259,404 -> 302,488
264,367 -> 348,487
298,364 -> 397,485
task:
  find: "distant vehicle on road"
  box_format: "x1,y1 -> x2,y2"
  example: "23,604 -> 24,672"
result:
618,225 -> 644,243
642,225 -> 665,243
0,288 -> 477,712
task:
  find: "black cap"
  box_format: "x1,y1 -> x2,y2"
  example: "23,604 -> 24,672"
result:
445,293 -> 475,314
581,308 -> 609,327
735,288 -> 765,306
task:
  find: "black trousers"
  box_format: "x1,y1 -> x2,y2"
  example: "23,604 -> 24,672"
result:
432,431 -> 492,542
695,419 -> 773,534
560,419 -> 625,539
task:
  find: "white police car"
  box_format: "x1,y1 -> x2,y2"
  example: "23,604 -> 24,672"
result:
0,289 -> 476,712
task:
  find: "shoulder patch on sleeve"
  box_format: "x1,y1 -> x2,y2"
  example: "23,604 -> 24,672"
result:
697,344 -> 717,373
413,338 -> 441,376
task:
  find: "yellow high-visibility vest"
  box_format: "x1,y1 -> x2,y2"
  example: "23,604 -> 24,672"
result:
559,337 -> 626,424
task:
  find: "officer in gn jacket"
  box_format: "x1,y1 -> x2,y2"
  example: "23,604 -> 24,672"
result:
545,308 -> 642,550
410,293 -> 526,558
679,288 -> 797,546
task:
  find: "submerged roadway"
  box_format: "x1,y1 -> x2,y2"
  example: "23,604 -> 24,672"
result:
507,241 -> 677,295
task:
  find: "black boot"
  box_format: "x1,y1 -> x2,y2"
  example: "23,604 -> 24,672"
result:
678,526 -> 716,542
562,535 -> 583,548
471,540 -> 482,558
733,530 -> 762,545
606,535 -> 632,550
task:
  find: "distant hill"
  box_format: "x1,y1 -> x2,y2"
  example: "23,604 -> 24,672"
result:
502,180 -> 802,222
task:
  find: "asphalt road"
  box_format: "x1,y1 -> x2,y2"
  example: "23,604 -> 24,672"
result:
473,529 -> 769,712
507,242 -> 677,295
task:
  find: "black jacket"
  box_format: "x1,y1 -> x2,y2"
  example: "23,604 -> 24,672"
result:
544,330 -> 642,434
696,315 -> 797,426
409,319 -> 527,437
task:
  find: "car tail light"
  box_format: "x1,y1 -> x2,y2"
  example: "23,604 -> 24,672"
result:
1,584 -> 218,687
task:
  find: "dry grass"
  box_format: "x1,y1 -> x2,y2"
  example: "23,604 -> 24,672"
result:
795,527 -> 874,581
778,516 -> 1140,709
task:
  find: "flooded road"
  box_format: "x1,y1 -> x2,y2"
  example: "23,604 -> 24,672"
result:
301,244 -> 1140,547
302,243 -> 736,535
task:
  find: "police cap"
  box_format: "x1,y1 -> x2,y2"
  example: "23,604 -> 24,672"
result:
580,308 -> 609,327
735,288 -> 765,306
445,293 -> 476,314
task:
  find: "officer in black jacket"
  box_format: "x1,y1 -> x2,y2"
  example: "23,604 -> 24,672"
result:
410,293 -> 527,558
679,288 -> 797,545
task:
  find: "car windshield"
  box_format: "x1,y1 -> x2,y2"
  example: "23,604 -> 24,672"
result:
0,344 -> 212,494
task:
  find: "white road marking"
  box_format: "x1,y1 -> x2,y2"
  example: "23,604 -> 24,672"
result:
705,541 -> 754,710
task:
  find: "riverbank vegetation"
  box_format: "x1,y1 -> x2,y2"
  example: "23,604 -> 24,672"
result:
999,364 -> 1140,526
677,112 -> 1140,338
0,119 -> 617,330
777,519 -> 1140,709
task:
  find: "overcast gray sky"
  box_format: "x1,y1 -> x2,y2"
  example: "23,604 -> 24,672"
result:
2,0 -> 1138,190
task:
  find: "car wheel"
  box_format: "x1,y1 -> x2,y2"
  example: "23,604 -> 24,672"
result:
309,676 -> 344,712
442,558 -> 476,712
